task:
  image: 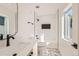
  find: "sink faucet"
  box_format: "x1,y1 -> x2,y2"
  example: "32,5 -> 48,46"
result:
0,34 -> 3,40
6,34 -> 15,47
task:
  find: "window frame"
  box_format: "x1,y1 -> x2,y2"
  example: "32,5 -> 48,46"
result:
62,4 -> 72,41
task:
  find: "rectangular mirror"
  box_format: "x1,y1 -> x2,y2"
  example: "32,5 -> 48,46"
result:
0,3 -> 18,39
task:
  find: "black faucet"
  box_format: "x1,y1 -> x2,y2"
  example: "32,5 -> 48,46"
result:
6,34 -> 15,47
0,34 -> 3,40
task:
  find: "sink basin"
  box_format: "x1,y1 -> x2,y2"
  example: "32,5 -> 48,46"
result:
0,39 -> 37,56
0,46 -> 17,56
0,37 -> 36,56
0,41 -> 33,56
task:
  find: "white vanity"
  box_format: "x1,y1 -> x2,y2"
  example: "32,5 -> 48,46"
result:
0,38 -> 37,56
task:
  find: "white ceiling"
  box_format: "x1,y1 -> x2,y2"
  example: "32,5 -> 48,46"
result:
0,3 -> 68,15
18,3 -> 68,16
0,3 -> 17,12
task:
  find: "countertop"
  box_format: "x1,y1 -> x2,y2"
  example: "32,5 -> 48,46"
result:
0,38 -> 37,56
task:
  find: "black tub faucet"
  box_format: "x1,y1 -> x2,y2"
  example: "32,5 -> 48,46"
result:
6,34 -> 15,47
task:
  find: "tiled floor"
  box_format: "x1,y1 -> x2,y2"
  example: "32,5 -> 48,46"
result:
38,45 -> 61,56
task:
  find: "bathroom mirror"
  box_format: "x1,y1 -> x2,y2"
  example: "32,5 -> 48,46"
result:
0,3 -> 18,39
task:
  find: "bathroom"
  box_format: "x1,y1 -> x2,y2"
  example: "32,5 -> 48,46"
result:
0,3 -> 79,56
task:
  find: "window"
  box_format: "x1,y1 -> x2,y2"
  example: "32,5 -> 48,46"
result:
0,16 -> 5,25
62,5 -> 72,41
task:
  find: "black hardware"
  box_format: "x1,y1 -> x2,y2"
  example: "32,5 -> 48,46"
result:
12,53 -> 17,56
6,34 -> 15,47
31,52 -> 33,54
28,51 -> 33,56
36,35 -> 39,39
42,24 -> 51,29
36,38 -> 39,39
36,35 -> 38,37
37,18 -> 39,22
27,22 -> 31,23
0,34 -> 3,40
71,43 -> 78,49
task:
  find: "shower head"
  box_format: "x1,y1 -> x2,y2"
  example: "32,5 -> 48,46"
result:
36,5 -> 40,8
